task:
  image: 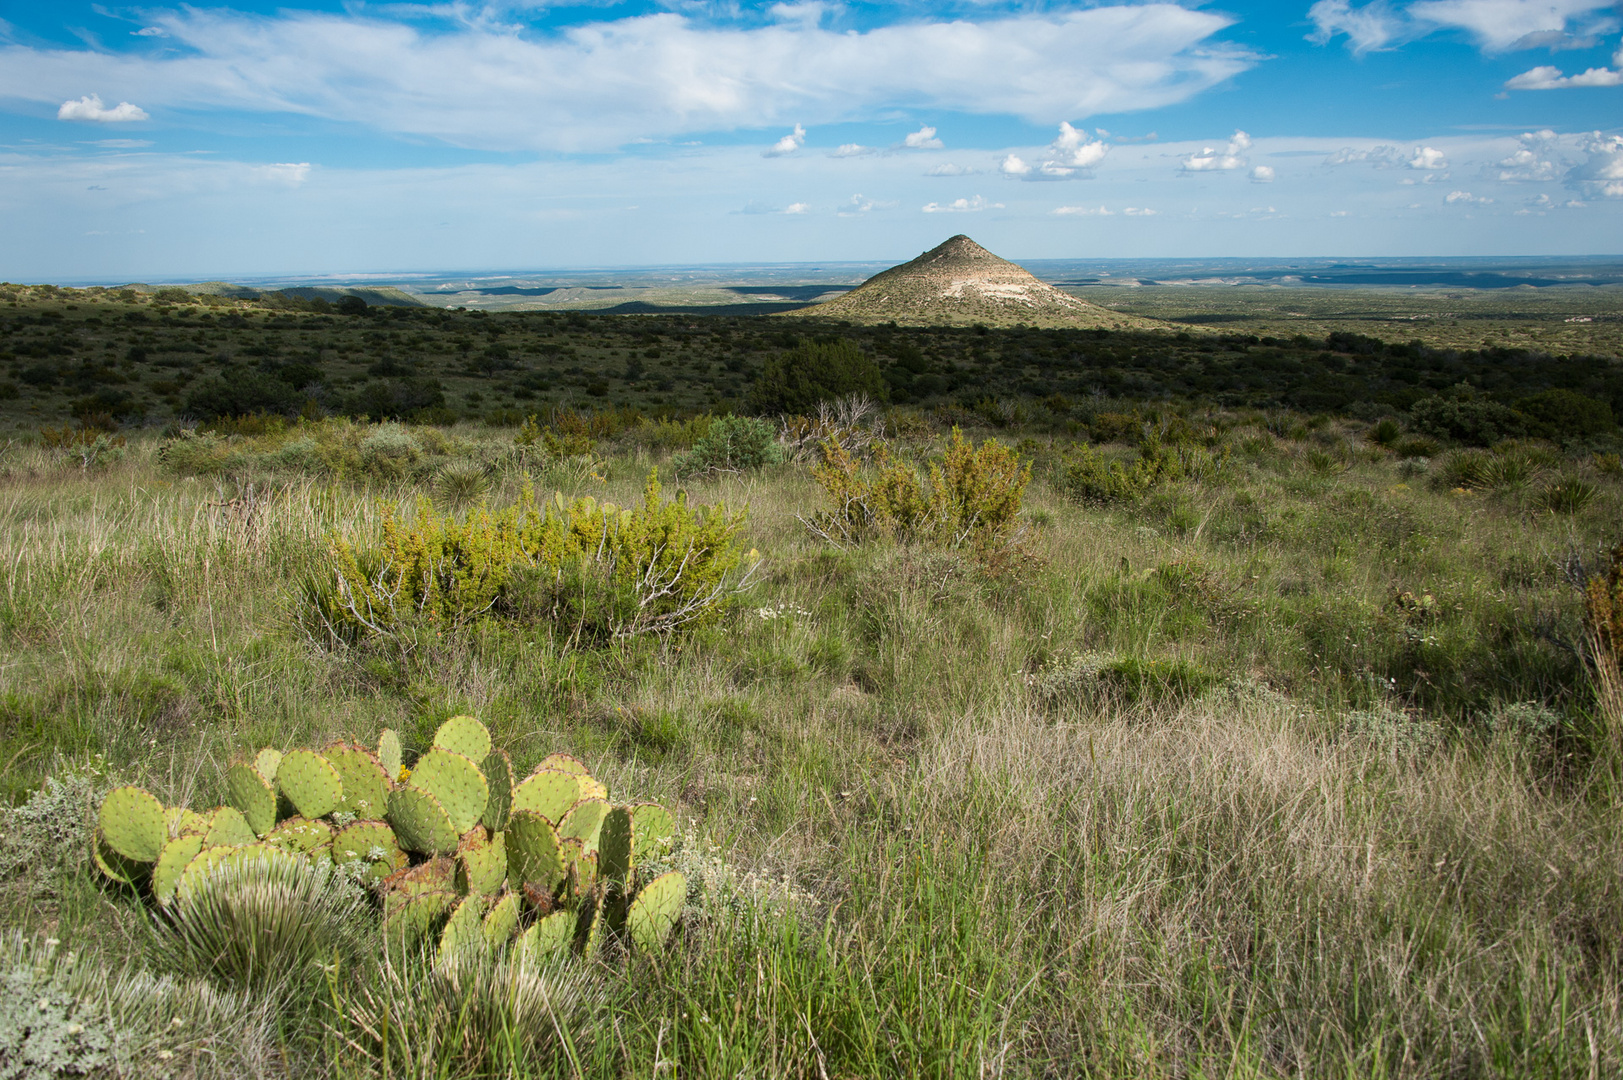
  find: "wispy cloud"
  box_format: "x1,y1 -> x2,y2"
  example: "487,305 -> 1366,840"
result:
1310,0 -> 1621,55
1054,205 -> 1114,215
0,6 -> 1254,153
57,94 -> 148,122
922,195 -> 1002,212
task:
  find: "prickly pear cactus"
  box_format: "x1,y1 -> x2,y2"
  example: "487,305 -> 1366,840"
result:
91,714 -> 687,966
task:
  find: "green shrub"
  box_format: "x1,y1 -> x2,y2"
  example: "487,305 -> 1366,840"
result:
310,473 -> 749,643
670,414 -> 783,476
750,339 -> 886,415
806,429 -> 1029,565
182,367 -> 299,420
1053,437 -> 1200,505
1515,389 -> 1615,441
1410,390 -> 1525,447
1537,476 -> 1596,515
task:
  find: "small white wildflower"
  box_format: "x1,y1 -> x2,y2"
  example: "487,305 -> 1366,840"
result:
45,938 -> 59,948
66,1024 -> 84,1036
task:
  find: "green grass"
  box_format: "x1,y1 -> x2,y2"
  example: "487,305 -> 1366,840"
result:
2,401 -> 1622,1077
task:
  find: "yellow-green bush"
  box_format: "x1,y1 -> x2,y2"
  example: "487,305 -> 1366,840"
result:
307,472 -> 750,644
806,429 -> 1029,562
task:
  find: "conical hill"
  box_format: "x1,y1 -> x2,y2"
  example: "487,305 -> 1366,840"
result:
789,235 -> 1150,329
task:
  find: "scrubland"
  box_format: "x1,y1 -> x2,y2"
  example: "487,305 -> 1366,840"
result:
2,396 -> 1622,1079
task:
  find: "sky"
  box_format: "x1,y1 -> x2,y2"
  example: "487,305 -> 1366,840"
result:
1,0 -> 1620,280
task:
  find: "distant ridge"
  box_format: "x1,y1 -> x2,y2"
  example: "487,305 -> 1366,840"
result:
788,235 -> 1152,329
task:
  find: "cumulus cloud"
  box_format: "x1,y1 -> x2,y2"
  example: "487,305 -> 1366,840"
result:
1408,146 -> 1449,169
1505,63 -> 1623,87
902,125 -> 944,150
922,195 -> 1002,212
1564,132 -> 1623,197
1000,154 -> 1032,176
1495,135 -> 1559,180
1445,189 -> 1493,203
832,143 -> 876,157
1250,165 -> 1275,182
1001,122 -> 1112,181
0,5 -> 1257,153
57,94 -> 149,122
1055,205 -> 1114,215
784,201 -> 810,213
764,124 -> 806,157
1181,130 -> 1252,172
1310,0 -> 1619,55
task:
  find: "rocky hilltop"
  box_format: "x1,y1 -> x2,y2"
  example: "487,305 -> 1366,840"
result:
790,235 -> 1149,329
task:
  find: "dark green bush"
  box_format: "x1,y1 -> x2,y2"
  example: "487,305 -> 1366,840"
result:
1410,390 -> 1525,447
1516,389 -> 1615,441
750,339 -> 885,415
670,415 -> 782,476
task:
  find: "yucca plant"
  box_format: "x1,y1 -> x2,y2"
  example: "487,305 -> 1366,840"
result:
1537,476 -> 1596,515
432,459 -> 494,510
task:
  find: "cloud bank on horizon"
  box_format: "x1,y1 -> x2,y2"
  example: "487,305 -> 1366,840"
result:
0,0 -> 1618,277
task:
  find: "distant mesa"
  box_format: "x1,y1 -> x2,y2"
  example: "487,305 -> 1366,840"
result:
789,235 -> 1153,329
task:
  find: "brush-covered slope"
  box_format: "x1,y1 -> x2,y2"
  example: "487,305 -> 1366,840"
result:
789,235 -> 1151,329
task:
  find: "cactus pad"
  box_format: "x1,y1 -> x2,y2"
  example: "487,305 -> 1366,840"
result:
165,806 -> 209,839
480,749 -> 514,832
332,820 -> 408,881
505,810 -> 566,895
537,753 -> 589,776
276,750 -> 344,820
175,843 -> 300,903
558,798 -> 610,852
433,715 -> 492,762
383,891 -> 455,956
455,827 -> 507,897
92,829 -> 147,886
254,748 -> 283,782
578,776 -> 609,802
435,894 -> 488,966
559,838 -> 598,898
266,816 -> 335,855
225,764 -> 278,837
408,748 -> 489,835
377,729 -> 403,782
382,856 -> 456,906
521,909 -> 577,958
482,891 -> 521,950
627,871 -> 686,953
598,806 -> 633,886
200,806 -> 259,849
510,769 -> 582,825
152,834 -> 206,905
325,743 -> 392,819
98,786 -> 168,863
388,786 -> 460,855
630,803 -> 676,864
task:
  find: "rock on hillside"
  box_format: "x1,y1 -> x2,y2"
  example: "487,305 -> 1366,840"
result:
788,235 -> 1150,329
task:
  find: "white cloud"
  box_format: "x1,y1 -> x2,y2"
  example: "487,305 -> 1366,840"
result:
922,195 -> 1002,212
1123,206 -> 1157,215
739,200 -> 813,214
927,163 -> 978,176
832,143 -> 876,158
1495,144 -> 1557,180
764,124 -> 806,157
1055,205 -> 1114,215
784,201 -> 810,214
259,162 -> 312,186
1445,189 -> 1493,203
0,5 -> 1256,154
57,94 -> 149,123
132,27 -> 167,38
1181,129 -> 1252,172
1000,154 -> 1032,176
903,125 -> 944,150
1310,0 -> 1619,55
1506,63 -> 1623,88
1408,0 -> 1617,53
1330,209 -> 1350,216
838,193 -> 896,215
1565,132 -> 1623,197
1250,164 -> 1275,182
1307,0 -> 1408,53
1408,145 -> 1449,169
1326,144 -> 1406,166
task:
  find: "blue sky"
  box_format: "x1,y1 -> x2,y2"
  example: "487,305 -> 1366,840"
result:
1,1 -> 1620,279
